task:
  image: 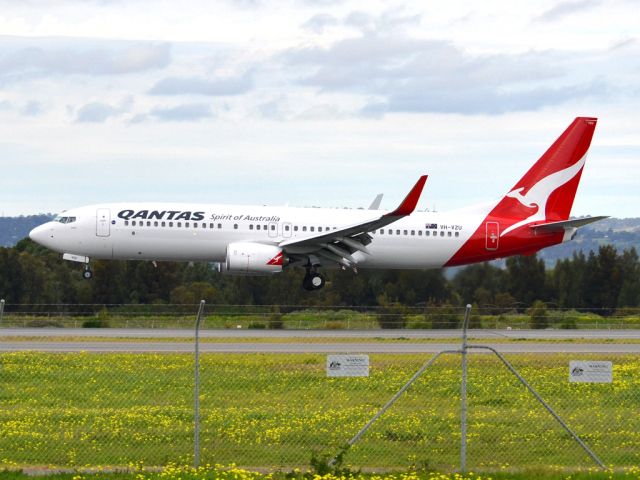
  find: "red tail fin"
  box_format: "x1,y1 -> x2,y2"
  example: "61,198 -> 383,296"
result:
445,117 -> 598,267
497,117 -> 597,236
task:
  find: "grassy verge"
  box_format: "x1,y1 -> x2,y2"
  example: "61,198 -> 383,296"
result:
1,353 -> 639,472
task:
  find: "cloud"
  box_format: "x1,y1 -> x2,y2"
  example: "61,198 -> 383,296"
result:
149,103 -> 213,121
0,41 -> 170,82
302,14 -> 339,34
148,72 -> 253,96
75,96 -> 132,123
21,100 -> 45,116
535,0 -> 600,22
283,34 -> 605,115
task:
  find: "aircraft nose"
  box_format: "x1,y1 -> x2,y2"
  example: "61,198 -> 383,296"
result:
29,224 -> 52,246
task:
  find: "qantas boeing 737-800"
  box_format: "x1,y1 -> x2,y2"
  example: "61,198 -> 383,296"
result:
30,117 -> 607,290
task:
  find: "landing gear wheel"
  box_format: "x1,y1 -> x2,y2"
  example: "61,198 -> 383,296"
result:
82,267 -> 93,280
303,272 -> 325,291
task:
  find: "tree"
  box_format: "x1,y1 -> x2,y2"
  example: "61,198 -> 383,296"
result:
506,254 -> 546,307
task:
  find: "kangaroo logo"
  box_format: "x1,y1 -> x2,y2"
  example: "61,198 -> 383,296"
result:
500,154 -> 587,237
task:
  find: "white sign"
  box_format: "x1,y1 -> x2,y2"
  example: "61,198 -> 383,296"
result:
327,355 -> 369,377
569,361 -> 612,383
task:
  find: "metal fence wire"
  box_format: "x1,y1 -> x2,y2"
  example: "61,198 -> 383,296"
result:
1,303 -> 639,473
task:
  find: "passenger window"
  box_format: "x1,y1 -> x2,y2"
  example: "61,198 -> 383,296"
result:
271,225 -> 275,231
264,225 -> 267,230
448,231 -> 452,237
310,227 -> 315,232
303,226 -> 307,232
411,230 -> 415,236
388,229 -> 392,234
169,222 -> 174,227
440,231 -> 444,237
403,230 -> 408,235
234,224 -> 238,229
256,225 -> 261,230
125,220 -> 129,226
318,227 -> 323,232
455,232 -> 460,237
154,221 -> 159,227
202,223 -> 206,229
147,221 -> 151,227
250,225 -> 254,230
132,221 -> 137,226
217,223 -> 222,229
209,223 -> 214,229
396,230 -> 400,235
379,230 -> 383,235
294,226 -> 298,231
186,223 -> 190,228
418,230 -> 422,236
162,222 -> 166,227
425,231 -> 430,236
177,222 -> 182,227
285,225 -> 290,231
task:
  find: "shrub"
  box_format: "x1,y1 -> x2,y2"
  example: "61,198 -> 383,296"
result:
527,300 -> 549,329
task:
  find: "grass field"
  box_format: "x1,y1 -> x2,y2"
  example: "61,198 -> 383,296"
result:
3,308 -> 640,330
1,352 -> 639,473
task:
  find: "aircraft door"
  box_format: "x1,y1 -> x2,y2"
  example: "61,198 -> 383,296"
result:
282,222 -> 292,238
96,208 -> 111,237
485,221 -> 499,251
268,222 -> 278,238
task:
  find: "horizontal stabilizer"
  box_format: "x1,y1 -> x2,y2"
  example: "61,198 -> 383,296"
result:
530,216 -> 609,233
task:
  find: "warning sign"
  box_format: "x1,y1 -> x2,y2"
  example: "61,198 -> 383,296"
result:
326,355 -> 369,377
569,361 -> 612,383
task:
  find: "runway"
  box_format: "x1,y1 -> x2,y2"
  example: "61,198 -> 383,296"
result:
3,328 -> 640,339
2,328 -> 640,353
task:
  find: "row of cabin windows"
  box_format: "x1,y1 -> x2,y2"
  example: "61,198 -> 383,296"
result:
374,229 -> 460,238
121,220 -> 459,238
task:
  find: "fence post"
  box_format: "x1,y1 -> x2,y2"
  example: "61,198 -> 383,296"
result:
0,299 -> 5,328
460,304 -> 472,473
194,300 -> 206,468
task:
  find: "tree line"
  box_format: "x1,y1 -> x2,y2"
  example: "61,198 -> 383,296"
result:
0,238 -> 638,314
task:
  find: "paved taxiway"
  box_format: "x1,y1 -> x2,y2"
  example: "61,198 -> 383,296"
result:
2,328 -> 640,353
3,328 -> 640,339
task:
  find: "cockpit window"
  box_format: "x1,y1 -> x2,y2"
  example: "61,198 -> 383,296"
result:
54,216 -> 77,224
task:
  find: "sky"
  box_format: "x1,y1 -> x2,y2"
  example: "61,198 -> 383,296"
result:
0,0 -> 638,217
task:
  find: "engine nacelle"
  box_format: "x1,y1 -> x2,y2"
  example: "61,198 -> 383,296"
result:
221,242 -> 284,275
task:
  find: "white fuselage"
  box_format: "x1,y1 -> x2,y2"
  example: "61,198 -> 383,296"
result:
29,202 -> 488,270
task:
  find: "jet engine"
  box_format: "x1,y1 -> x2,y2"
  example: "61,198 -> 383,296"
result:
220,242 -> 284,275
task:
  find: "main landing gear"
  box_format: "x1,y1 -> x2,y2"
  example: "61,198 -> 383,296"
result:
82,264 -> 93,280
303,268 -> 325,291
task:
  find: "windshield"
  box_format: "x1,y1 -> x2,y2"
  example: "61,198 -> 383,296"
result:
53,215 -> 77,224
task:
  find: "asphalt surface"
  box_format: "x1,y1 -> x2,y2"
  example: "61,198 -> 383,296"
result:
1,328 -> 640,353
3,327 -> 640,339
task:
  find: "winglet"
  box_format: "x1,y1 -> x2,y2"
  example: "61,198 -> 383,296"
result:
385,175 -> 427,217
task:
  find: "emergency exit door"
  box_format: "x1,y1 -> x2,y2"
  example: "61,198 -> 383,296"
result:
485,221 -> 499,251
96,208 -> 111,237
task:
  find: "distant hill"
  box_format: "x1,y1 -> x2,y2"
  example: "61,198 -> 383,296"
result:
1,215 -> 638,265
0,215 -> 54,247
537,217 -> 640,265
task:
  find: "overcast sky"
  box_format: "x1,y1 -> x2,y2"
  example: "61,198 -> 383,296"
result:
1,0 -> 638,217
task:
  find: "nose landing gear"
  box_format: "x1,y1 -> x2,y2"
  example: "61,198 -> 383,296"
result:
82,264 -> 93,280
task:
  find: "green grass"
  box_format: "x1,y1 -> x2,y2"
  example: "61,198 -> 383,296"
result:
1,353 -> 639,473
2,466 -> 640,480
3,310 -> 640,330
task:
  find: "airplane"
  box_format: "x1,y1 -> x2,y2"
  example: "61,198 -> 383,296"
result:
29,117 -> 607,291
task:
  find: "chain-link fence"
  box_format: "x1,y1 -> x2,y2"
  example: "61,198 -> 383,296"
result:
1,303 -> 640,473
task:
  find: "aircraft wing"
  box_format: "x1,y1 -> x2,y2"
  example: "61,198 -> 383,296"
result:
530,216 -> 609,233
279,176 -> 427,268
